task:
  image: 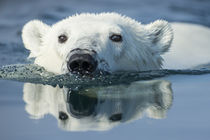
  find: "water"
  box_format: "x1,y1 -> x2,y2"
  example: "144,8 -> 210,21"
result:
1,64 -> 210,88
1,74 -> 210,140
0,0 -> 210,139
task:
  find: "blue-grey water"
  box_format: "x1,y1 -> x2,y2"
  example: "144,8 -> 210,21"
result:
0,0 -> 210,140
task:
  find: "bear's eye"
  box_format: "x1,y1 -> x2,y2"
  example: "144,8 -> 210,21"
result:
59,111 -> 68,120
109,34 -> 122,42
58,34 -> 68,43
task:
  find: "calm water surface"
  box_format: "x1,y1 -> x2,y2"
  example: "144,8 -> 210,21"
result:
0,74 -> 210,140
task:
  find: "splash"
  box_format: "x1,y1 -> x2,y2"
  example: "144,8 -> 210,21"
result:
0,64 -> 210,89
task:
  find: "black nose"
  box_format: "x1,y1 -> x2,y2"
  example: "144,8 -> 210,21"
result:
67,54 -> 97,74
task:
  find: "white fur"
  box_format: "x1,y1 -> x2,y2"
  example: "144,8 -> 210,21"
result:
22,13 -> 173,74
23,80 -> 172,131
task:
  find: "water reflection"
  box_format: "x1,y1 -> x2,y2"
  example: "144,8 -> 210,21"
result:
23,80 -> 173,131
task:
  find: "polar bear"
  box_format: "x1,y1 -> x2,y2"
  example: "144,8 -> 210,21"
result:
23,80 -> 172,131
22,13 -> 173,75
22,12 -> 210,75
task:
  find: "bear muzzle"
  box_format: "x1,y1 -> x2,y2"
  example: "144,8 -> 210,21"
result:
67,50 -> 98,75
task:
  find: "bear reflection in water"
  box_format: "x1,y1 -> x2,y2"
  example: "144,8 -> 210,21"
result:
23,80 -> 173,131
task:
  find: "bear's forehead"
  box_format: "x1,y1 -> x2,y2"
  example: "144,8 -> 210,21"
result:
55,18 -> 119,29
65,13 -> 126,24
52,13 -> 140,30
52,19 -> 124,35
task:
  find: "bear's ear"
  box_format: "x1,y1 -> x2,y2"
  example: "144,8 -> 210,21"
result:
145,20 -> 173,54
22,20 -> 50,57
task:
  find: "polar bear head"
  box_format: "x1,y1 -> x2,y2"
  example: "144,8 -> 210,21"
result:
22,13 -> 173,74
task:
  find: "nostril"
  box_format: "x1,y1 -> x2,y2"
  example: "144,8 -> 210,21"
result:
82,61 -> 91,71
70,61 -> 80,71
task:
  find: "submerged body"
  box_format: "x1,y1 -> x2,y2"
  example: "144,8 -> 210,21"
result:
163,23 -> 210,69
